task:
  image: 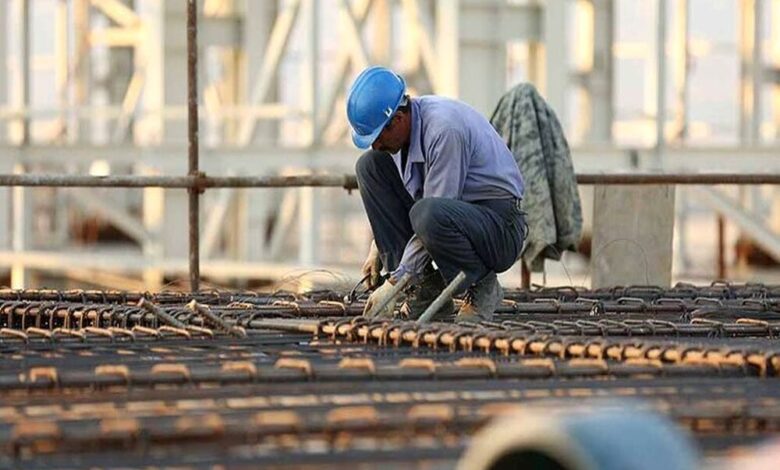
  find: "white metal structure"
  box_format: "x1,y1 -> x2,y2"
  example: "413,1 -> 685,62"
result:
1,0 -> 779,289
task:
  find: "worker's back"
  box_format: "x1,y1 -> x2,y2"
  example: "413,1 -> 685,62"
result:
413,95 -> 525,202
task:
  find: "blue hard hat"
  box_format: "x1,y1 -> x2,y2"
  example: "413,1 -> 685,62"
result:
346,66 -> 407,149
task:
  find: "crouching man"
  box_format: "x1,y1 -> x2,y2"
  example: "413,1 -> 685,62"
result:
347,66 -> 527,322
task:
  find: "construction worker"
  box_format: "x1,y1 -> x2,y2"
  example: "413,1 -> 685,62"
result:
347,66 -> 526,322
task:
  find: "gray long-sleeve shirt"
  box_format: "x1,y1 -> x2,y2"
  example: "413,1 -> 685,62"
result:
390,96 -> 525,280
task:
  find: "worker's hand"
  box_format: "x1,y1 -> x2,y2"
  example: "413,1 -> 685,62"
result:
363,279 -> 397,319
361,240 -> 383,289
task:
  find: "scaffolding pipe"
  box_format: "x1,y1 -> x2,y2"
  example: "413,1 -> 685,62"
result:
0,173 -> 779,189
0,174 -> 355,188
187,0 -> 200,292
574,173 -> 780,185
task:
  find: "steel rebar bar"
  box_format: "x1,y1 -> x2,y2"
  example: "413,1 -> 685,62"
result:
417,271 -> 466,323
187,0 -> 200,292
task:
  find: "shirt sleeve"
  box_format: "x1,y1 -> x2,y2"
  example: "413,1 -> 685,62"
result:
391,128 -> 469,281
390,235 -> 429,282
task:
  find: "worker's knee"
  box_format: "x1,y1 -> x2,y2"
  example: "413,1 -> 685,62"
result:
355,150 -> 393,182
410,198 -> 453,240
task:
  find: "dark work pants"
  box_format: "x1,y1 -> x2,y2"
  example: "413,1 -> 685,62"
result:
355,150 -> 527,290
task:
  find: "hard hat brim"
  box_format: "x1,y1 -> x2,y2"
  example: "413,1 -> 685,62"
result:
351,125 -> 385,150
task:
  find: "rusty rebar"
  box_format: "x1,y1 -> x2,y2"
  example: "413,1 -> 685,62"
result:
417,271 -> 466,324
138,298 -> 187,329
187,300 -> 246,337
187,0 -> 200,292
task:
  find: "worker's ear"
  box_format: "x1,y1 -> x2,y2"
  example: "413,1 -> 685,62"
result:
386,113 -> 402,129
392,108 -> 409,125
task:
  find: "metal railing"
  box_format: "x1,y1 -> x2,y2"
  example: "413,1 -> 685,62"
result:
2,173 -> 780,189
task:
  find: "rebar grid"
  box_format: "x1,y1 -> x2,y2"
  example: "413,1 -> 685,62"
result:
2,376 -> 780,468
0,284 -> 778,467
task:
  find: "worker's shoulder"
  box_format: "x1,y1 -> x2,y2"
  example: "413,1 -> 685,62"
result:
417,96 -> 480,131
417,95 -> 474,115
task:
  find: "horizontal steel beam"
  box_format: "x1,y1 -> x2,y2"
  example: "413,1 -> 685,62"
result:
0,173 -> 779,189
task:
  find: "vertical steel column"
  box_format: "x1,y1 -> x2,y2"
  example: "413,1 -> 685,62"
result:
654,0 -> 668,168
308,0 -> 320,147
590,0 -> 614,143
0,1 -> 6,143
373,0 -> 391,64
752,0 -> 764,144
774,0 -> 780,137
72,0 -> 91,142
435,0 -> 459,97
20,0 -> 31,145
299,0 -> 320,268
544,0 -> 569,130
739,0 -> 763,144
0,0 -> 9,253
671,0 -> 689,143
11,0 -> 32,287
187,0 -> 200,292
56,0 -> 69,140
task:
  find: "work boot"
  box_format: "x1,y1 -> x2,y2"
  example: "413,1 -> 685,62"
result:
400,269 -> 455,320
455,272 -> 503,323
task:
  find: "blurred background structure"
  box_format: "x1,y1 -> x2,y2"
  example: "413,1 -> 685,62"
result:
1,0 -> 780,290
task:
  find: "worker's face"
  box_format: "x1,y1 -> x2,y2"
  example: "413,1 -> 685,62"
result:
371,111 -> 410,154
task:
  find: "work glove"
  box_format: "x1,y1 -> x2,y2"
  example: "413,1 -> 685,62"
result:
361,240 -> 383,289
363,279 -> 397,319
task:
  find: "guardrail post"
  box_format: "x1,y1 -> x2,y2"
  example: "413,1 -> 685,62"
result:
187,0 -> 200,292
